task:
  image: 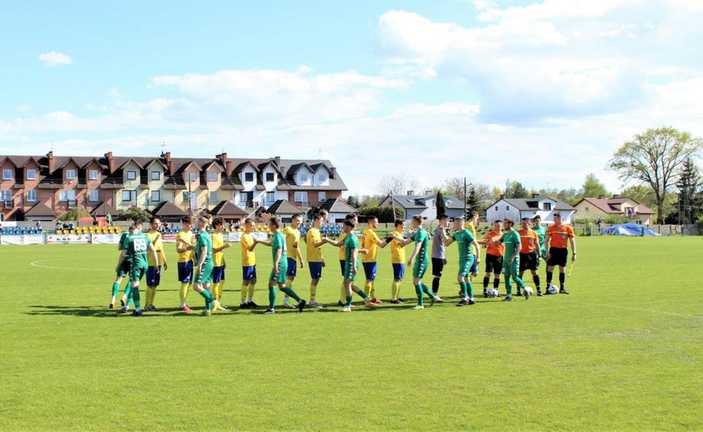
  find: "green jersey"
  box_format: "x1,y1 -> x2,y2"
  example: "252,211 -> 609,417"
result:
412,228 -> 430,263
501,229 -> 521,259
344,234 -> 360,266
194,231 -> 213,265
452,229 -> 475,263
126,232 -> 151,269
533,225 -> 546,250
271,231 -> 287,262
118,232 -> 130,251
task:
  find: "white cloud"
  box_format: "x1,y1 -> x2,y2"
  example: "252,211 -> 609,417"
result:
38,51 -> 72,67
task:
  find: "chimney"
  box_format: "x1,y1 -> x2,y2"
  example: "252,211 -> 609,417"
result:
532,193 -> 539,198
104,152 -> 114,174
329,166 -> 337,178
217,152 -> 228,163
162,151 -> 172,163
46,151 -> 55,173
273,156 -> 281,166
225,160 -> 234,176
407,190 -> 414,196
168,160 -> 176,176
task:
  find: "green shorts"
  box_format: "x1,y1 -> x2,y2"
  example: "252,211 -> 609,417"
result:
343,261 -> 357,282
413,259 -> 428,279
129,264 -> 147,283
195,262 -> 214,285
458,255 -> 475,278
270,261 -> 288,285
503,258 -> 519,277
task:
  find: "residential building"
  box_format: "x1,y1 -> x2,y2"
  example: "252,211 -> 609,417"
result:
379,192 -> 466,220
574,196 -> 653,225
486,195 -> 576,224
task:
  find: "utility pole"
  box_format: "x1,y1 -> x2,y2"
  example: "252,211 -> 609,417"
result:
463,177 -> 467,217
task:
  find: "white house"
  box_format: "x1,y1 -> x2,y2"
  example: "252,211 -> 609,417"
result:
485,195 -> 576,224
379,193 -> 466,220
319,197 -> 357,223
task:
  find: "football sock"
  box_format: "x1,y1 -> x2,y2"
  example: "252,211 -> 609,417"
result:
339,282 -> 346,304
268,287 -> 277,309
432,277 -> 440,294
493,278 -> 500,289
309,283 -> 317,302
391,281 -> 400,300
364,281 -> 372,296
247,283 -> 256,302
241,283 -> 248,304
460,281 -> 468,298
482,276 -> 489,289
111,281 -> 120,298
546,271 -> 554,286
368,281 -> 376,298
131,287 -> 141,310
421,283 -> 433,297
505,277 -> 512,296
559,272 -> 565,289
280,287 -> 301,302
414,284 -> 424,306
466,281 -> 474,299
533,275 -> 541,290
145,287 -> 155,307
199,289 -> 213,309
179,283 -> 189,306
345,294 -> 353,307
352,286 -> 368,300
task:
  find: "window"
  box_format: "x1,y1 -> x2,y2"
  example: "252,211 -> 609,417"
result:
542,202 -> 552,211
244,172 -> 254,182
150,171 -> 161,181
183,191 -> 194,202
122,190 -> 135,202
317,171 -> 327,184
88,190 -> 99,202
505,206 -> 509,211
187,172 -> 198,182
265,172 -> 275,182
88,169 -> 98,181
495,206 -> 498,211
151,190 -> 161,202
294,191 -> 308,204
60,190 -> 77,202
2,168 -> 13,180
265,191 -> 275,204
65,169 -> 77,180
300,173 -> 309,183
26,169 -> 37,180
26,189 -> 37,202
318,191 -> 327,202
209,191 -> 219,203
126,170 -> 137,181
1,189 -> 12,205
207,171 -> 218,182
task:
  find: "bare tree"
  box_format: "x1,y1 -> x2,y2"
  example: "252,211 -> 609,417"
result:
377,174 -> 420,196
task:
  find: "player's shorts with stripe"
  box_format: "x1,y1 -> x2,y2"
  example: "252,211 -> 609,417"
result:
363,262 -> 378,281
547,247 -> 568,267
146,266 -> 161,287
212,266 -> 225,283
286,258 -> 297,278
413,259 -> 428,279
459,255 -> 475,278
130,264 -> 148,283
309,262 -> 323,280
431,257 -> 445,278
503,258 -> 520,277
519,252 -> 539,272
344,260 -> 358,282
485,254 -> 503,275
270,261 -> 288,284
195,262 -> 214,285
116,260 -> 131,278
470,258 -> 479,275
242,265 -> 257,282
177,261 -> 194,283
339,260 -> 346,276
392,263 -> 406,281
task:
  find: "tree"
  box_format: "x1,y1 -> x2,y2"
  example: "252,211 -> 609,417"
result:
581,173 -> 609,198
467,186 -> 480,212
118,207 -> 151,223
377,174 -> 419,196
346,195 -> 360,208
435,191 -> 446,218
504,180 -> 529,199
609,127 -> 702,223
674,158 -> 701,224
358,206 -> 403,223
443,177 -> 466,202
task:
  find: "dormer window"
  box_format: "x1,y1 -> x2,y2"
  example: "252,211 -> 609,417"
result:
244,172 -> 254,182
126,170 -> 137,181
88,169 -> 98,181
26,169 -> 37,180
265,172 -> 275,182
543,202 -> 552,211
151,171 -> 161,181
3,168 -> 13,180
187,172 -> 198,182
300,173 -> 309,183
207,171 -> 218,182
65,169 -> 77,180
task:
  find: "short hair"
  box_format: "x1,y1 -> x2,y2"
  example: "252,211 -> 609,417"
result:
493,220 -> 502,225
212,217 -> 224,227
455,216 -> 465,222
319,209 -> 328,217
367,215 -> 378,222
244,217 -> 254,225
438,214 -> 448,220
554,213 -> 562,219
149,217 -> 160,224
292,213 -> 302,219
532,215 -> 541,221
269,217 -> 281,228
181,216 -> 192,224
412,215 -> 422,224
313,212 -> 325,221
521,216 -> 531,221
343,220 -> 354,228
133,219 -> 143,226
468,210 -> 479,218
504,218 -> 514,225
394,219 -> 404,227
345,213 -> 357,220
197,216 -> 209,225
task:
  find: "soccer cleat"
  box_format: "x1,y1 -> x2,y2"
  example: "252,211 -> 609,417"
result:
371,298 -> 383,305
308,300 -> 323,309
297,299 -> 307,313
413,305 -> 425,310
239,302 -> 249,309
181,305 -> 192,314
264,308 -> 276,315
483,289 -> 488,298
120,299 -> 125,307
537,290 -> 543,297
337,301 -> 345,307
390,299 -> 401,305
202,309 -> 212,317
341,306 -> 352,312
365,300 -> 378,309
397,298 -> 405,302
468,298 -> 476,305
456,299 -> 467,307
117,306 -> 128,314
503,295 -> 512,302
515,291 -> 523,297
248,301 -> 259,308
560,288 -> 570,295
434,296 -> 444,303
108,303 -> 114,309
524,290 -> 530,300
132,309 -> 143,317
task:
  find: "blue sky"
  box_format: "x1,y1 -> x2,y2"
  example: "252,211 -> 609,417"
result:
1,0 -> 702,194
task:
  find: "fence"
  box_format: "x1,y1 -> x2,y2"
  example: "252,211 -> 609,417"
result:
0,231 -> 271,246
575,223 -> 700,236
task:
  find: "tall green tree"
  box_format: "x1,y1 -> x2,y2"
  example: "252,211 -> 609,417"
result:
609,127 -> 702,223
674,158 -> 701,224
467,186 -> 480,212
505,180 -> 529,198
581,173 -> 609,198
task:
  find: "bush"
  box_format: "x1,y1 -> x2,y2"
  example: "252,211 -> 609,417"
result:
58,208 -> 91,221
697,215 -> 703,235
118,207 -> 152,223
604,215 -> 626,225
358,206 -> 403,223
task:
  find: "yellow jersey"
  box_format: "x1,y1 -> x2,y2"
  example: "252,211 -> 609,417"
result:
465,221 -> 478,239
176,230 -> 194,263
338,232 -> 348,260
390,229 -> 406,264
146,231 -> 164,267
240,233 -> 256,267
212,232 -> 226,267
362,228 -> 381,263
306,227 -> 323,262
283,226 -> 301,262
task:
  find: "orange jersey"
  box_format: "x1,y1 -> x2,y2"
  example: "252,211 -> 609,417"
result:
483,230 -> 504,257
548,224 -> 575,249
518,228 -> 539,253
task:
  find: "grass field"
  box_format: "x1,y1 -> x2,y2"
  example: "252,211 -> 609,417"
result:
1,237 -> 702,431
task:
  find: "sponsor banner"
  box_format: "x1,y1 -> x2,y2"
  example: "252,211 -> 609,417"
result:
92,234 -> 121,245
0,234 -> 44,245
162,233 -> 177,243
47,234 -> 91,244
226,232 -> 268,242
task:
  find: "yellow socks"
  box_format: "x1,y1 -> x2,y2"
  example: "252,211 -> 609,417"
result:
391,281 -> 400,300
247,283 -> 256,303
179,283 -> 190,306
145,287 -> 156,307
241,282 -> 248,305
310,283 -> 317,302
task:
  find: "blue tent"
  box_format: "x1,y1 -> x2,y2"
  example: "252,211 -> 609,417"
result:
601,223 -> 658,237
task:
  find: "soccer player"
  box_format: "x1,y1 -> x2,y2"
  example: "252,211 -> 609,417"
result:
144,217 -> 167,311
176,216 -> 195,314
388,219 -> 407,304
211,217 -> 231,310
481,221 -> 504,297
192,216 -> 221,315
532,215 -> 547,260
340,220 -> 377,312
282,214 -> 306,308
109,224 -> 133,309
117,220 -> 159,316
398,215 -> 441,309
239,218 -> 258,309
361,215 -> 388,304
465,210 -> 481,279
305,212 -> 330,308
445,216 -> 480,305
431,214 -> 450,296
545,213 -> 576,294
518,217 -> 542,296
496,218 -> 528,302
329,213 -> 358,306
254,217 -> 306,314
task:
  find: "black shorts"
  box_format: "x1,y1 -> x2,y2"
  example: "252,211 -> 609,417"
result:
519,252 -> 539,272
431,258 -> 446,277
547,247 -> 568,267
485,254 -> 503,274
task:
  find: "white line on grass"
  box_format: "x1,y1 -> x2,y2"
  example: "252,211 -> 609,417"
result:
30,260 -> 104,272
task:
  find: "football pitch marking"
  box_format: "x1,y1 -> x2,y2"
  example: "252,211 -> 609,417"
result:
30,260 -> 104,272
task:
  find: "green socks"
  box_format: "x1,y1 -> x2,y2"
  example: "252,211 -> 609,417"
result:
280,287 -> 301,302
352,287 -> 368,301
268,287 -> 277,309
111,281 -> 120,297
415,284 -> 424,306
346,294 -> 353,307
199,289 -> 213,309
466,281 -> 474,299
460,281 -> 468,298
131,287 -> 141,310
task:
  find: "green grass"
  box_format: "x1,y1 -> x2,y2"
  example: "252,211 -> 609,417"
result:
1,237 -> 702,431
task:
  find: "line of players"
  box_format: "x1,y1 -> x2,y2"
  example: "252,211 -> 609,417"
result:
108,208 -> 576,316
